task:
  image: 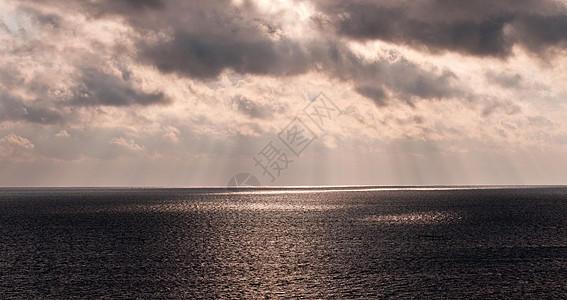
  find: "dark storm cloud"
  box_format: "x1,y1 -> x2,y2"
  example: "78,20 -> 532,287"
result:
322,3 -> 512,57
315,0 -> 567,58
116,0 -> 165,10
513,14 -> 567,53
316,41 -> 462,103
70,68 -> 171,107
49,0 -> 464,102
140,32 -> 310,79
117,0 -> 463,103
20,0 -> 166,18
20,0 -> 311,79
13,0 -> 524,107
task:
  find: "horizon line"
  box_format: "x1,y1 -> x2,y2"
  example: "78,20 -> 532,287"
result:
1,184 -> 566,189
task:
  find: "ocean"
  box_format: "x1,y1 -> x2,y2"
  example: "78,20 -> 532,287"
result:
1,186 -> 566,298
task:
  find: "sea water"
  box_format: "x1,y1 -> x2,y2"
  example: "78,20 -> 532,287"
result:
1,187 -> 566,298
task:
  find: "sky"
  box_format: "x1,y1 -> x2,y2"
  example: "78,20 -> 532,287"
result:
1,0 -> 567,187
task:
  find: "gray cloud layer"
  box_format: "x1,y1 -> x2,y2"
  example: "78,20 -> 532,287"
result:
1,0 -> 566,186
0,93 -> 63,125
315,0 -> 567,58
3,0 -> 566,121
70,68 -> 170,107
140,32 -> 310,79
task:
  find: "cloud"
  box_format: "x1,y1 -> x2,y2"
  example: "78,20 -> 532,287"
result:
314,0 -> 567,58
110,137 -> 144,152
140,31 -> 311,80
231,95 -> 275,119
1,133 -> 34,149
0,133 -> 35,162
513,14 -> 567,54
139,29 -> 465,103
0,93 -> 64,125
70,68 -> 171,107
481,98 -> 522,117
115,0 -> 165,10
163,126 -> 179,143
55,129 -> 70,138
355,85 -> 387,106
485,70 -> 522,88
1,0 -> 567,185
316,42 -> 464,103
9,0 -> 472,106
